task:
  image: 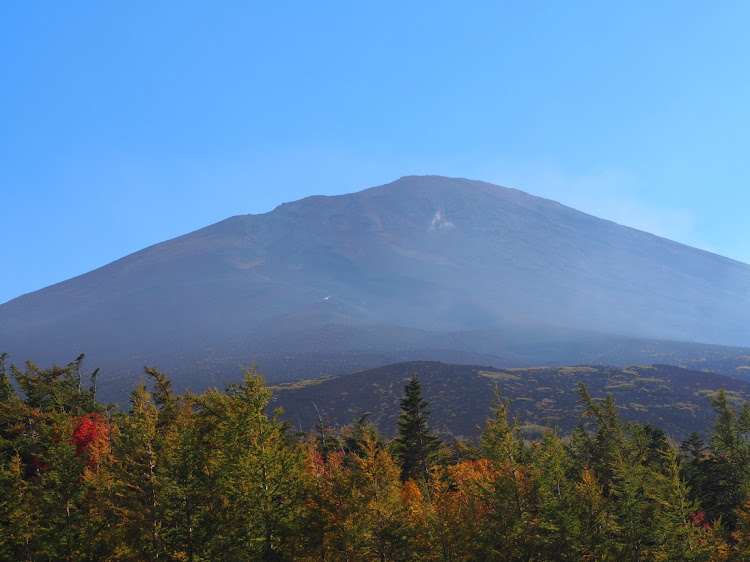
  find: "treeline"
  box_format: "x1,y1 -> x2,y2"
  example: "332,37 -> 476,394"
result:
3,355 -> 750,560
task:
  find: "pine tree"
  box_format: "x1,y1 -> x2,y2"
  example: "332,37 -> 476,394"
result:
648,447 -> 724,560
0,353 -> 13,404
0,453 -> 34,560
348,437 -> 414,560
159,393 -> 217,561
108,382 -> 168,560
477,389 -> 535,560
342,413 -> 380,465
700,389 -> 750,531
531,431 -> 580,560
199,365 -> 306,561
609,447 -> 654,560
680,431 -> 707,503
430,460 -> 491,561
394,374 -> 441,482
568,467 -> 618,558
574,382 -> 627,495
313,406 -> 342,463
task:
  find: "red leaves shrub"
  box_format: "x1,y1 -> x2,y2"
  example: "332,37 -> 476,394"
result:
72,412 -> 109,467
690,510 -> 710,529
30,413 -> 110,474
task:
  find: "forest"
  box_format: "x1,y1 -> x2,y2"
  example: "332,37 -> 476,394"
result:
3,354 -> 750,561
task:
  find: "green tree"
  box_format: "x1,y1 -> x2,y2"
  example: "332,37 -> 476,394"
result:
160,393 -> 216,561
0,352 -> 13,404
108,382 -> 166,560
476,389 -> 536,560
199,365 -> 306,561
648,447 -> 723,560
700,389 -> 750,531
394,374 -> 441,482
680,431 -> 707,503
0,453 -> 34,560
313,405 -> 342,463
572,382 -> 627,495
530,431 -> 580,560
568,466 -> 618,559
348,437 -> 414,560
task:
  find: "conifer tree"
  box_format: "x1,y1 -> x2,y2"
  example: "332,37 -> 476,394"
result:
429,461 -> 489,560
531,431 -> 579,559
574,382 -> 626,494
300,438 -> 339,561
0,353 -> 13,405
680,431 -> 707,502
199,365 -> 306,561
568,467 -> 617,558
609,447 -> 654,560
158,394 -> 211,560
109,381 -> 168,560
648,447 -> 723,560
477,389 -> 535,560
0,453 -> 33,560
731,496 -> 750,557
32,411 -> 93,560
394,374 -> 441,482
313,406 -> 342,462
349,436 -> 414,560
342,413 -> 380,463
701,389 -> 750,531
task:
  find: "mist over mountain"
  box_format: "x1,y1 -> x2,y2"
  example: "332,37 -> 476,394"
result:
2,176 -> 749,400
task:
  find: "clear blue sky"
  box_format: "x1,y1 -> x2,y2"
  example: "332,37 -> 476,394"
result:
2,2 -> 750,304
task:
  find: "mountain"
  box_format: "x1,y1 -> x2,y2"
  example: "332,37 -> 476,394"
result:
271,361 -> 750,442
1,175 -> 750,400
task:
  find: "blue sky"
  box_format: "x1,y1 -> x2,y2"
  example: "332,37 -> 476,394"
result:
2,2 -> 750,304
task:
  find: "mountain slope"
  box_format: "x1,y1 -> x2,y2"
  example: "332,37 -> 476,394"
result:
1,176 -> 749,399
271,361 -> 750,441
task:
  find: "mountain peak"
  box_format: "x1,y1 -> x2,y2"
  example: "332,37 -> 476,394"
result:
1,176 -> 749,400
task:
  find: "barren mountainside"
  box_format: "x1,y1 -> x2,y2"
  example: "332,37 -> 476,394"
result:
1,176 -> 749,400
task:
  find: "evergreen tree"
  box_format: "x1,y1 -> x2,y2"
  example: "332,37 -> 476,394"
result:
32,411 -> 95,560
394,374 -> 441,482
0,453 -> 34,560
477,389 -> 535,560
349,436 -> 414,560
701,389 -> 750,531
680,431 -> 707,503
108,382 -> 167,560
568,467 -> 618,559
342,413 -> 380,462
648,447 -> 723,560
313,405 -> 342,462
609,446 -> 655,560
574,382 -> 627,494
199,365 -> 306,561
0,352 -> 13,404
161,393 -> 221,561
531,431 -> 580,560
429,461 -> 488,561
11,359 -> 100,416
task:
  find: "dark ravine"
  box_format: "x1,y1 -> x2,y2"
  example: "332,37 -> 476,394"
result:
1,175 -> 750,401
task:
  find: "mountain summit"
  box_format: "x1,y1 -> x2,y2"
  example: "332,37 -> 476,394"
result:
2,176 -> 749,398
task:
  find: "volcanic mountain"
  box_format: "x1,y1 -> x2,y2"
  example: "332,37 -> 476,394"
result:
2,176 -> 750,400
